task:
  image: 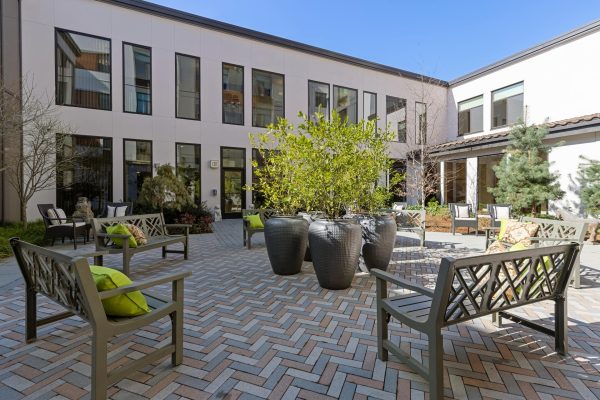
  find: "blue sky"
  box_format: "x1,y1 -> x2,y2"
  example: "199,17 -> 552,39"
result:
151,1 -> 600,81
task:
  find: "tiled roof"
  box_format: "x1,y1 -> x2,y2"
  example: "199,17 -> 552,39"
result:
430,113 -> 600,153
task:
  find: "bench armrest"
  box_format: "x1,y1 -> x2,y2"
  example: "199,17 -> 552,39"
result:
164,223 -> 190,236
98,271 -> 192,299
370,269 -> 434,297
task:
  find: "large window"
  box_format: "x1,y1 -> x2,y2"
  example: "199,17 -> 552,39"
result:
252,69 -> 284,127
176,143 -> 201,205
458,95 -> 483,136
308,80 -> 330,121
363,91 -> 377,121
492,82 -> 523,128
386,96 -> 406,142
176,54 -> 200,120
333,85 -> 358,124
57,135 -> 112,215
222,63 -> 244,125
124,139 -> 152,203
415,102 -> 427,144
55,29 -> 111,110
123,43 -> 151,114
445,159 -> 466,204
477,154 -> 503,206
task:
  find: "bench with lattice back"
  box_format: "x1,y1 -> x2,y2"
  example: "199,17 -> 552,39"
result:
393,209 -> 426,246
10,238 -> 190,400
372,243 -> 579,399
92,213 -> 190,275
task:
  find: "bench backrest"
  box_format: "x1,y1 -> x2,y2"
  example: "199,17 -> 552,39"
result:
521,217 -> 587,243
242,209 -> 276,224
92,213 -> 167,246
429,243 -> 579,328
10,238 -> 107,325
394,210 -> 425,229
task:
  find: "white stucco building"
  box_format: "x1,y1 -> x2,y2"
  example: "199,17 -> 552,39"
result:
0,0 -> 598,221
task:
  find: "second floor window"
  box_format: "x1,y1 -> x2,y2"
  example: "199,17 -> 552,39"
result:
176,54 -> 200,120
252,69 -> 284,127
308,81 -> 329,121
223,63 -> 244,125
492,82 -> 523,128
458,95 -> 483,135
386,96 -> 406,142
363,92 -> 377,121
333,85 -> 358,124
416,102 -> 427,145
56,29 -> 111,110
123,43 -> 151,114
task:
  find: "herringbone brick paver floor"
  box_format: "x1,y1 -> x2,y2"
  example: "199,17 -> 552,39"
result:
0,221 -> 599,399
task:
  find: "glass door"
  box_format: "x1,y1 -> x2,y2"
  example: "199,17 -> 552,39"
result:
221,147 -> 246,218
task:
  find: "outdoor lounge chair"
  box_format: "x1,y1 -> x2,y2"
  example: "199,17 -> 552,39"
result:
449,203 -> 479,235
101,201 -> 133,218
38,203 -> 89,249
487,203 -> 512,227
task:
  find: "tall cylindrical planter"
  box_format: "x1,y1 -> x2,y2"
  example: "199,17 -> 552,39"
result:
264,216 -> 309,275
308,219 -> 362,290
359,214 -> 397,271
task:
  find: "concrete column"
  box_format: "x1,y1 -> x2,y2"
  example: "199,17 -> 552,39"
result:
466,157 -> 478,208
439,161 -> 446,204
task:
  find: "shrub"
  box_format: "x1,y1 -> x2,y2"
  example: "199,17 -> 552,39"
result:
579,157 -> 600,218
425,199 -> 449,216
138,201 -> 214,234
0,221 -> 46,258
139,164 -> 192,212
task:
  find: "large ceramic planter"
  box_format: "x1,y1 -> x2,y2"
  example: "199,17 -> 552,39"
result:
264,216 -> 309,275
359,214 -> 397,271
308,219 -> 362,290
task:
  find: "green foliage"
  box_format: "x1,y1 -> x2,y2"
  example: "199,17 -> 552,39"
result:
425,199 -> 449,216
488,121 -> 564,216
0,221 -> 46,258
248,112 -> 398,218
139,164 -> 192,212
579,156 -> 600,217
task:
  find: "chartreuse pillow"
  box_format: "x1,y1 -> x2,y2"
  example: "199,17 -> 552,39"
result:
90,266 -> 150,317
498,219 -> 510,241
106,224 -> 137,248
244,214 -> 264,229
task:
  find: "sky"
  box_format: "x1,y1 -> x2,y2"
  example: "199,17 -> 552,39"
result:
149,0 -> 600,81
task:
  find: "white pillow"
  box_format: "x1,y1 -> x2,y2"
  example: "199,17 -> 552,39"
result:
456,205 -> 470,218
495,206 -> 510,220
106,205 -> 116,218
115,206 -> 128,217
46,208 -> 60,225
55,208 -> 68,223
392,203 -> 405,211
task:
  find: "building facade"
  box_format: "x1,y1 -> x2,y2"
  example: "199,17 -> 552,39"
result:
0,0 -> 598,222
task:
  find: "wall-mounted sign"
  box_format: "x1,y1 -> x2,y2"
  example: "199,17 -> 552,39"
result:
209,160 -> 219,169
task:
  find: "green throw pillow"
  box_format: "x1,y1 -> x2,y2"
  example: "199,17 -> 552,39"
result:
106,224 -> 137,248
498,219 -> 509,241
90,265 -> 150,317
244,214 -> 264,229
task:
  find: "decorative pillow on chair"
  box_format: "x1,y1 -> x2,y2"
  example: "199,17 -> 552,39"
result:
502,221 -> 539,246
495,206 -> 511,221
106,224 -> 137,248
244,214 -> 264,229
115,206 -> 128,217
125,224 -> 147,246
47,208 -> 67,225
89,265 -> 150,317
456,205 -> 470,218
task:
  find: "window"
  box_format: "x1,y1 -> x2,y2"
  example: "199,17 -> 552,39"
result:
252,69 -> 284,127
308,80 -> 330,121
445,159 -> 467,204
363,92 -> 377,121
386,96 -> 406,142
123,43 -> 151,114
223,63 -> 244,125
55,29 -> 111,110
458,95 -> 483,135
492,82 -> 523,128
415,102 -> 427,144
57,135 -> 112,215
333,85 -> 358,123
176,54 -> 200,120
123,139 -> 152,203
176,143 -> 201,205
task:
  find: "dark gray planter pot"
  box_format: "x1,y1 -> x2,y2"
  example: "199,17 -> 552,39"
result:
264,216 -> 309,275
359,214 -> 397,271
308,219 -> 362,290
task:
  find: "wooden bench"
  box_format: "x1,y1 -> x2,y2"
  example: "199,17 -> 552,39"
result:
92,214 -> 190,275
391,209 -> 426,246
485,217 -> 588,288
10,238 -> 190,400
372,243 -> 579,399
242,209 -> 275,249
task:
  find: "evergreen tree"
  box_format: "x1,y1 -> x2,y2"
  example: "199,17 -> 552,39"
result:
139,164 -> 192,212
488,121 -> 564,216
579,156 -> 600,217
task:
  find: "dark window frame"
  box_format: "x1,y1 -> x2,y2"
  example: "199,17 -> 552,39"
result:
251,68 -> 285,128
491,81 -> 524,130
308,80 -> 330,120
385,95 -> 407,143
175,52 -> 201,121
332,84 -> 358,124
363,91 -> 377,122
122,138 -> 153,203
54,27 -> 112,111
175,142 -> 202,204
457,94 -> 484,136
122,41 -> 153,115
220,146 -> 247,217
222,62 -> 245,125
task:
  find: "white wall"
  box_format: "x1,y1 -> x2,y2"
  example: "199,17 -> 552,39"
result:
21,0 -> 447,219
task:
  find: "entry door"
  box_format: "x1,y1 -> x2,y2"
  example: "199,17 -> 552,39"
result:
221,147 -> 246,219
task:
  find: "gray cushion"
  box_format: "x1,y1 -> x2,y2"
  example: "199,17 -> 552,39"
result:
456,205 -> 470,218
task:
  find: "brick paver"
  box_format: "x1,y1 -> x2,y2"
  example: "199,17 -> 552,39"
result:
0,220 -> 599,399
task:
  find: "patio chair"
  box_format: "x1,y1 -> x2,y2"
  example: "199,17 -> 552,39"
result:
38,204 -> 89,249
449,203 -> 478,236
487,204 -> 512,228
101,201 -> 133,218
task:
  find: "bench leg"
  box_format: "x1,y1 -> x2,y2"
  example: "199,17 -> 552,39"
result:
25,287 -> 37,343
571,253 -> 581,289
492,312 -> 502,328
375,279 -> 388,361
162,246 -> 167,258
555,295 -> 568,355
94,255 -> 103,266
91,332 -> 108,400
247,232 -> 252,250
171,279 -> 184,366
184,237 -> 189,260
428,331 -> 444,400
243,230 -> 247,247
123,254 -> 131,276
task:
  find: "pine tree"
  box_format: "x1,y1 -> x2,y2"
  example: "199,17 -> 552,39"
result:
488,121 -> 564,216
139,164 -> 192,212
579,157 -> 600,217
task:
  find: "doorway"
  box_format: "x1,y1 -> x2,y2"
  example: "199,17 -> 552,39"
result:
221,147 -> 246,218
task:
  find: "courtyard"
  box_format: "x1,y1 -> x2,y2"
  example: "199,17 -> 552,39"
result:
0,222 -> 598,399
